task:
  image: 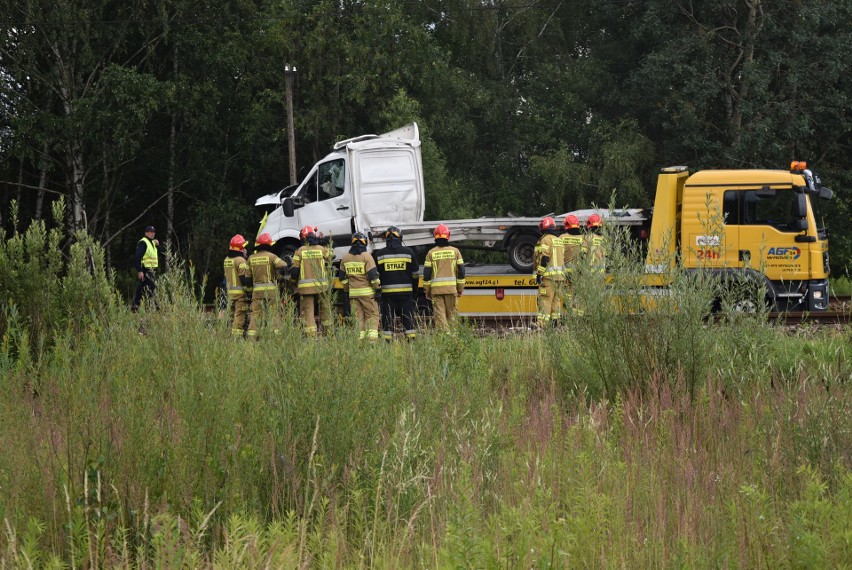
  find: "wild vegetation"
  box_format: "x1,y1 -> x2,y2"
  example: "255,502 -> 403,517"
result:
2,214 -> 850,567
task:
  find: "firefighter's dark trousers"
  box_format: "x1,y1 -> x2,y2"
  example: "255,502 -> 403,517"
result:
381,294 -> 417,340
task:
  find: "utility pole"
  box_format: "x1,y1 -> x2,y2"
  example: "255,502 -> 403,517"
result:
284,64 -> 298,185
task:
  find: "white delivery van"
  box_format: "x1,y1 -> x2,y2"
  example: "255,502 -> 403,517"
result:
255,124 -> 425,261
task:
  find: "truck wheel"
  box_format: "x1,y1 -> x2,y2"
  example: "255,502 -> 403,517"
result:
721,289 -> 773,314
507,233 -> 537,273
732,298 -> 759,313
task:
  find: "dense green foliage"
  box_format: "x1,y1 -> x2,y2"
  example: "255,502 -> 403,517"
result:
2,0 -> 850,289
1,217 -> 850,566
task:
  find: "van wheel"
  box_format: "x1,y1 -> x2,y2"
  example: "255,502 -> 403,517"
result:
507,233 -> 537,273
276,241 -> 299,267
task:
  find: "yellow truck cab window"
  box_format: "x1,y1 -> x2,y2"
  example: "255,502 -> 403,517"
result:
749,191 -> 799,231
724,190 -> 801,232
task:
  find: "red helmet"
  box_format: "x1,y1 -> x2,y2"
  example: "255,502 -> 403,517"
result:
256,233 -> 274,246
229,234 -> 248,251
433,224 -> 451,239
299,225 -> 317,240
586,214 -> 603,229
563,215 -> 580,230
539,216 -> 556,231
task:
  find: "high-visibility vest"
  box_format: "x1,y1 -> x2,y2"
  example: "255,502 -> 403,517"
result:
534,233 -> 564,280
140,238 -> 158,269
584,234 -> 607,272
424,246 -> 464,295
224,255 -> 250,299
341,251 -> 380,297
293,245 -> 331,295
560,234 -> 584,272
249,251 -> 287,299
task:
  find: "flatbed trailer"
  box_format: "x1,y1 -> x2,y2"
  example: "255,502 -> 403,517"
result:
366,209 -> 648,274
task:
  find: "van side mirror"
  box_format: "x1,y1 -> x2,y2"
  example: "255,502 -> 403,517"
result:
819,187 -> 833,200
282,198 -> 295,217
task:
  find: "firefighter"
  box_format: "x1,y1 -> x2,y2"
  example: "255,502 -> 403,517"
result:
533,216 -> 565,327
290,225 -> 334,337
423,224 -> 465,330
584,213 -> 607,272
373,226 -> 419,341
560,214 -> 584,316
339,232 -> 381,340
131,225 -> 160,311
247,233 -> 288,339
224,234 -> 253,338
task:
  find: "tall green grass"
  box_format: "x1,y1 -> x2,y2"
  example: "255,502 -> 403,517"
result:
1,213 -> 850,567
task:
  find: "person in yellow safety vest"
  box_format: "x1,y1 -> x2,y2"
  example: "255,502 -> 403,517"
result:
423,224 -> 465,330
533,216 -> 565,328
339,232 -> 381,340
224,234 -> 253,338
583,213 -> 607,272
131,225 -> 160,311
290,225 -> 334,337
560,214 -> 584,316
247,232 -> 288,339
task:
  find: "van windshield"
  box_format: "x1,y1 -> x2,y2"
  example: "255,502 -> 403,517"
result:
320,159 -> 345,198
297,159 -> 345,204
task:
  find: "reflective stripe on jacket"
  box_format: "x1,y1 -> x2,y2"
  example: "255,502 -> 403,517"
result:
374,246 -> 419,295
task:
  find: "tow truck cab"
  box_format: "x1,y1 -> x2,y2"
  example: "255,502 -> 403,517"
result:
645,163 -> 832,311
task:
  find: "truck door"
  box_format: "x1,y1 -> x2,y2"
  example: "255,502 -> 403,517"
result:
293,158 -> 353,248
734,188 -> 810,280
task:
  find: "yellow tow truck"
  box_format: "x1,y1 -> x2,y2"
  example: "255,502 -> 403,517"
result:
436,162 -> 833,316
643,162 -> 832,311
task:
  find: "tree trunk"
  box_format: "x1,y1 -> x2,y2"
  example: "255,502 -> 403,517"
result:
35,142 -> 49,220
167,42 -> 178,253
729,0 -> 763,148
68,138 -> 87,232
